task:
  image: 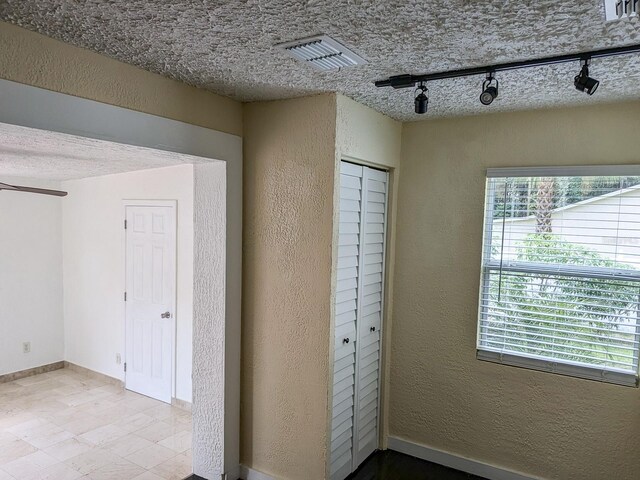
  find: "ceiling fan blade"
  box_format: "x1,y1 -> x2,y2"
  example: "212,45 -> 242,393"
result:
0,182 -> 20,191
0,182 -> 68,197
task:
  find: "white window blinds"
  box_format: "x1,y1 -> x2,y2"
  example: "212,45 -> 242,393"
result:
477,168 -> 640,386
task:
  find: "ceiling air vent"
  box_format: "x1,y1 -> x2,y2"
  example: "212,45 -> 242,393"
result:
276,35 -> 366,71
604,0 -> 639,21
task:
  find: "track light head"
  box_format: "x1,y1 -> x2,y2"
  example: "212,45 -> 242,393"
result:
574,63 -> 599,95
480,74 -> 499,106
414,83 -> 429,114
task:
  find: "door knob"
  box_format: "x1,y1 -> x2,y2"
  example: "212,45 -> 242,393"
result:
343,338 -> 350,344
161,311 -> 171,319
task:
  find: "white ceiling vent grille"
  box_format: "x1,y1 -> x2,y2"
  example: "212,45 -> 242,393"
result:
276,35 -> 366,71
604,0 -> 639,21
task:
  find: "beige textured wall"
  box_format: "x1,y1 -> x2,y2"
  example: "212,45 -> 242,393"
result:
392,102 -> 640,480
0,22 -> 242,136
242,94 -> 337,479
336,94 -> 402,169
334,95 -> 402,454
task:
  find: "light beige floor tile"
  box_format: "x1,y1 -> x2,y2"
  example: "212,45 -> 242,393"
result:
4,417 -> 48,436
76,398 -> 118,417
63,415 -> 111,436
0,450 -> 59,478
44,437 -> 93,461
59,391 -> 104,408
150,453 -> 191,480
24,427 -> 75,449
102,433 -> 155,458
79,425 -> 128,446
131,471 -> 165,480
115,412 -> 157,433
0,469 -> 15,480
50,385 -> 85,397
133,422 -> 177,443
20,461 -> 83,480
0,413 -> 33,429
14,375 -> 50,387
92,404 -> 139,422
0,438 -> 38,465
158,430 -> 191,453
64,448 -> 122,475
80,456 -> 145,480
0,431 -> 18,445
48,408 -> 91,427
125,444 -> 176,470
1,369 -> 192,480
121,395 -> 163,412
145,404 -> 174,421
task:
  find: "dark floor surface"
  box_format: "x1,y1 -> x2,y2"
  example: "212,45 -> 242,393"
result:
187,449 -> 488,480
347,450 -> 487,480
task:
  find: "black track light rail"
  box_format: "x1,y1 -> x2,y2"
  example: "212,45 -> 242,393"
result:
374,43 -> 640,89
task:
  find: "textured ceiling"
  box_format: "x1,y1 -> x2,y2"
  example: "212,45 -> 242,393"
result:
2,1 -> 640,121
0,122 -> 206,180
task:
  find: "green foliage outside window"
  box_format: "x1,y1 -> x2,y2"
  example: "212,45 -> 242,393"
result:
486,233 -> 640,370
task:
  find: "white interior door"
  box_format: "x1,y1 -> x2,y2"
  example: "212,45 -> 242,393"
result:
331,162 -> 388,479
125,203 -> 176,403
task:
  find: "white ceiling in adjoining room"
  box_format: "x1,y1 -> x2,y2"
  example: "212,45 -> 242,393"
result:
0,122 -> 207,181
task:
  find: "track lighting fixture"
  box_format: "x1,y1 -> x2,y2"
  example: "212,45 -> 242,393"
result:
574,60 -> 599,95
414,82 -> 429,114
480,73 -> 499,105
374,43 -> 640,113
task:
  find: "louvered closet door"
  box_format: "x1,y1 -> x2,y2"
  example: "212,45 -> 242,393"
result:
331,161 -> 363,480
354,167 -> 388,467
331,162 -> 388,480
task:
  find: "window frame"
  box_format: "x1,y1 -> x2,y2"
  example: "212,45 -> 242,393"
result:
476,166 -> 640,387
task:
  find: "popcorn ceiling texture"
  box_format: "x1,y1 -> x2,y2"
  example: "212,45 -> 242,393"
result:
2,1 -> 640,121
0,122 -> 208,180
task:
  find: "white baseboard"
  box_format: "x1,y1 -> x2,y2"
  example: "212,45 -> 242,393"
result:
388,436 -> 540,480
238,464 -> 276,480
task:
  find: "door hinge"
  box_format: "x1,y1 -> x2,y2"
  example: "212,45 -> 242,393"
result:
124,292 -> 127,302
124,219 -> 127,230
124,362 -> 127,373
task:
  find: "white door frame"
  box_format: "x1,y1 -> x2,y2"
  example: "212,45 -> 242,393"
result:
0,78 -> 242,479
123,199 -> 178,402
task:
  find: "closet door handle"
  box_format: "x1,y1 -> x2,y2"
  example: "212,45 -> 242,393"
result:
370,326 -> 376,332
343,338 -> 350,344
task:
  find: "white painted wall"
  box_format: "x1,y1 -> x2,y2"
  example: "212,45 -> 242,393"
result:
0,177 -> 64,375
61,165 -> 194,402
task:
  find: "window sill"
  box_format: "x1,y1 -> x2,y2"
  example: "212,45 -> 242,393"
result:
477,348 -> 639,387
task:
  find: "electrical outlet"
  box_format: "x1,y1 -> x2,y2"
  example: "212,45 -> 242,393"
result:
116,353 -> 121,365
23,342 -> 31,354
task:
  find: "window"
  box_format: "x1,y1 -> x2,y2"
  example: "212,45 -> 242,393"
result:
477,167 -> 640,386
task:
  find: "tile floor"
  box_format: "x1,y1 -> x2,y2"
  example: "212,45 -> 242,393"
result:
0,368 -> 192,480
